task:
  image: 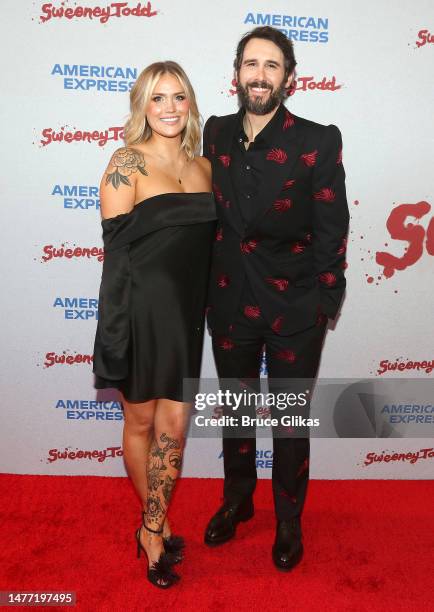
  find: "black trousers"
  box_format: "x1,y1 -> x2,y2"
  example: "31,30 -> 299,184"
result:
212,282 -> 327,520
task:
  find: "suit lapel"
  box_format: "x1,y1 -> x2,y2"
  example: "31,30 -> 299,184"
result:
212,111 -> 245,235
246,107 -> 305,233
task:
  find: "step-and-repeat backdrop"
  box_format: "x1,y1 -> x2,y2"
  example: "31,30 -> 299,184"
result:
1,1 -> 433,479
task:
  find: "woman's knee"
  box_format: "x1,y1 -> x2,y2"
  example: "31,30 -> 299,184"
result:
155,423 -> 186,445
154,400 -> 189,441
123,399 -> 156,434
126,419 -> 154,437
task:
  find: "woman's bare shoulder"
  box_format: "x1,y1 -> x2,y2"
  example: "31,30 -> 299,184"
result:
99,146 -> 150,219
103,146 -> 149,190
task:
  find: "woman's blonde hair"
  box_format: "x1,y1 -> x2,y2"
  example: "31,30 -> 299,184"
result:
123,61 -> 201,159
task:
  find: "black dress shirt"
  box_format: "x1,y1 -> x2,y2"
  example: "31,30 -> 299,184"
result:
230,103 -> 286,226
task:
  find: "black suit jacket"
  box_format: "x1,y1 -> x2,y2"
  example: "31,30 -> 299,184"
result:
203,105 -> 349,336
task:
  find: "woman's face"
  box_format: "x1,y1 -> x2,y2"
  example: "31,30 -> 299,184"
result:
146,73 -> 190,138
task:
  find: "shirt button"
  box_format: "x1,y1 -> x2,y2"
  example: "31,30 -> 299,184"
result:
246,165 -> 251,170
246,194 -> 251,199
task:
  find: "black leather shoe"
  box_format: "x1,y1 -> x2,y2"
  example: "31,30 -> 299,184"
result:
272,518 -> 303,571
204,497 -> 254,546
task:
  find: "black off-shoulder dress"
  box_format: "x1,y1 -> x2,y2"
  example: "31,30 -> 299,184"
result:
93,192 -> 216,402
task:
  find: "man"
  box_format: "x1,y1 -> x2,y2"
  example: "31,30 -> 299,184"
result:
203,26 -> 349,570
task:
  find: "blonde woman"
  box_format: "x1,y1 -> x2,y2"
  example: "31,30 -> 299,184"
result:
93,61 -> 216,588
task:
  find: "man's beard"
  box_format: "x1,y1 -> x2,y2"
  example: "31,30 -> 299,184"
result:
237,79 -> 287,115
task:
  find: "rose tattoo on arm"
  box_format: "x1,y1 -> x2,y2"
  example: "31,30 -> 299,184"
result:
105,147 -> 148,189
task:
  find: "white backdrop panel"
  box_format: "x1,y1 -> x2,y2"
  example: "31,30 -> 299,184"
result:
1,0 -> 433,478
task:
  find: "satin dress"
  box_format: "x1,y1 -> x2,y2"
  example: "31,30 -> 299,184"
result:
93,192 -> 216,402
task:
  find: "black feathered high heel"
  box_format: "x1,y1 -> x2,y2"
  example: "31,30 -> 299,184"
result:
142,511 -> 185,564
163,534 -> 185,563
136,524 -> 179,589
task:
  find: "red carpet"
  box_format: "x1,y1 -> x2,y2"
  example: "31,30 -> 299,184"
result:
0,475 -> 433,611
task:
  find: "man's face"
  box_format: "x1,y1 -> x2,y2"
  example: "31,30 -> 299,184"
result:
237,37 -> 293,115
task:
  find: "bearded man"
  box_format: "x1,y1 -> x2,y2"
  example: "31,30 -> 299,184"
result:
203,26 -> 349,571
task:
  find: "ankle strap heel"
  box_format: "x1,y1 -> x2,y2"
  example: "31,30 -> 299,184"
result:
143,522 -> 163,535
135,526 -> 179,589
141,509 -> 185,563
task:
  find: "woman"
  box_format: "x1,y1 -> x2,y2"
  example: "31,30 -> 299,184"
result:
93,61 -> 216,588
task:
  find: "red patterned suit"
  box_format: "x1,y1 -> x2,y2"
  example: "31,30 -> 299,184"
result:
203,103 -> 349,519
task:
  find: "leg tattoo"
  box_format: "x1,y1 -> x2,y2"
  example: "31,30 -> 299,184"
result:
162,475 -> 175,504
145,433 -> 183,530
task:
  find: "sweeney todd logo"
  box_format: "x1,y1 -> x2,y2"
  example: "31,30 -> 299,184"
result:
47,446 -> 123,463
377,359 -> 434,375
364,447 -> 434,466
40,244 -> 104,262
415,29 -> 434,48
43,351 -> 94,368
39,2 -> 158,24
228,75 -> 342,96
39,126 -> 124,147
376,201 -> 433,278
